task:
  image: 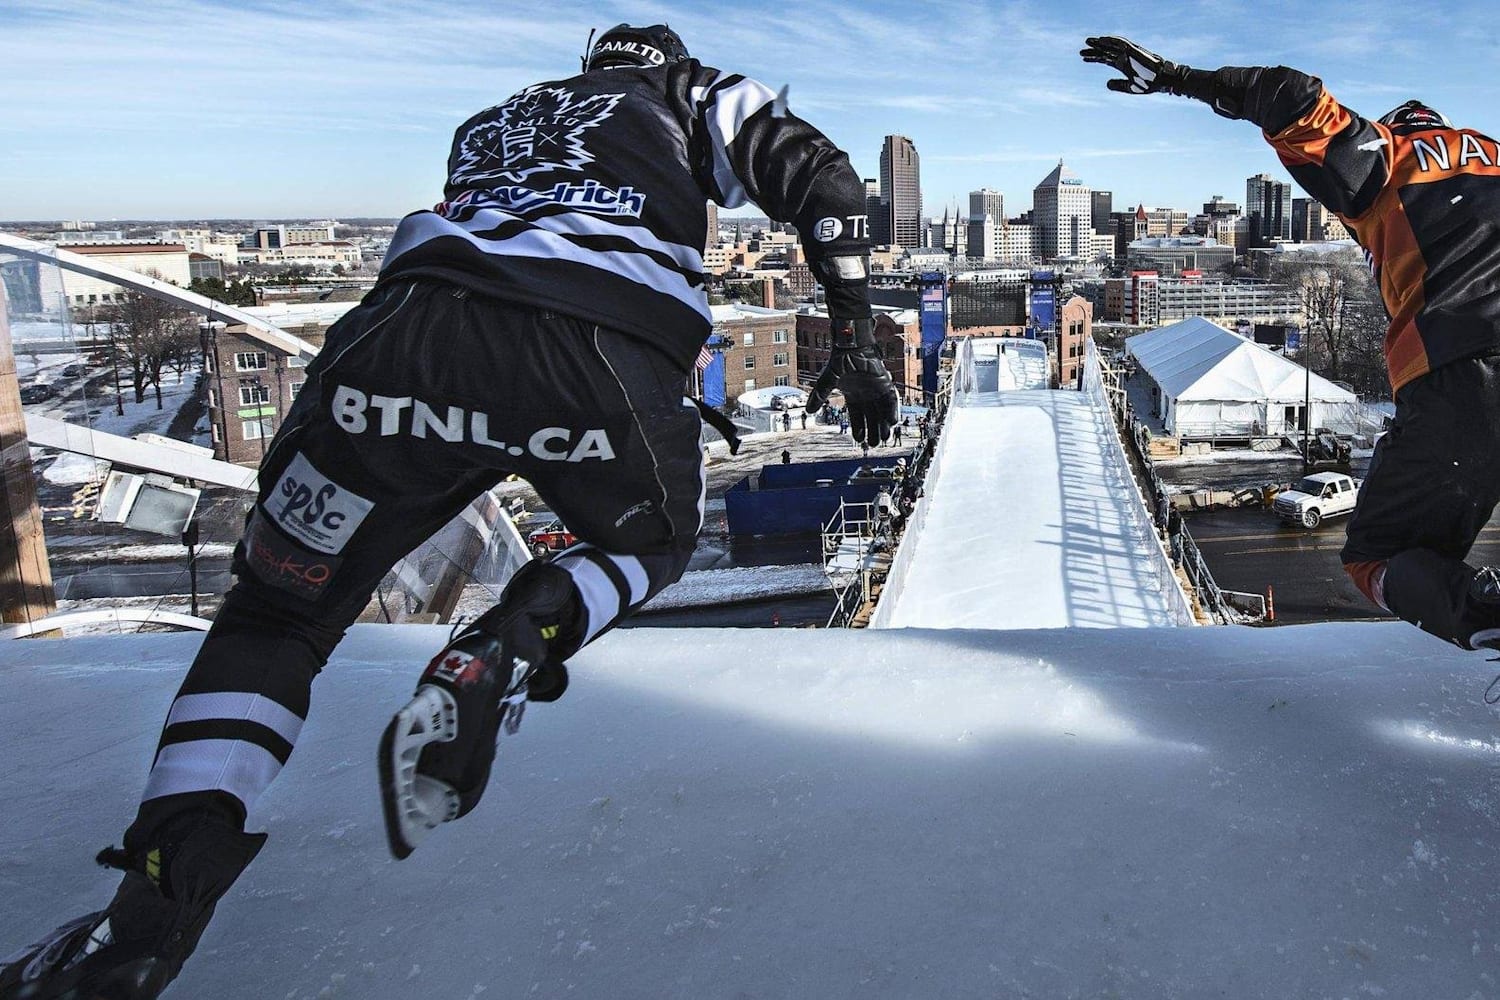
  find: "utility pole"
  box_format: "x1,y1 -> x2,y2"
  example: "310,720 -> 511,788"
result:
1303,336 -> 1312,476
0,282 -> 57,628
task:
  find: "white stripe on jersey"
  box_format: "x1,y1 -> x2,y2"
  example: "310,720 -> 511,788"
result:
164,691 -> 305,746
557,554 -> 622,644
458,203 -> 706,274
141,740 -> 284,809
388,212 -> 711,322
698,76 -> 778,208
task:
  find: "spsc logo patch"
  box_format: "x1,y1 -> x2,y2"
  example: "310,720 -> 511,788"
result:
264,453 -> 374,555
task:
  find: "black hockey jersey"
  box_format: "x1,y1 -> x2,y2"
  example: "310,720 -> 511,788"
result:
379,60 -> 871,369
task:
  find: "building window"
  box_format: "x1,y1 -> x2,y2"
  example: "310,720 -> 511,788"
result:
211,423 -> 222,443
207,387 -> 218,408
289,381 -> 304,399
242,417 -> 273,440
774,375 -> 790,387
744,355 -> 756,370
238,381 -> 271,406
773,329 -> 788,344
234,351 -> 268,372
743,332 -> 755,347
744,379 -> 756,391
204,352 -> 215,373
773,352 -> 789,367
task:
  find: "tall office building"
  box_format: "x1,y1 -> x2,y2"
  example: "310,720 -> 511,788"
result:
704,200 -> 719,253
1091,190 -> 1113,234
1246,173 -> 1292,245
1111,205 -> 1150,260
879,134 -> 922,249
969,188 -> 1004,224
864,177 -> 889,246
1032,160 -> 1092,259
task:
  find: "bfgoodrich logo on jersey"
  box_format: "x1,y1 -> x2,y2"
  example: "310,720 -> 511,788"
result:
264,453 -> 375,555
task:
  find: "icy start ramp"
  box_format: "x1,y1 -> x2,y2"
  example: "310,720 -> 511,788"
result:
2,623 -> 1498,999
878,339 -> 1188,629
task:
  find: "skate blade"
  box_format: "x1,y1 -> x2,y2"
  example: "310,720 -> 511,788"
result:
378,686 -> 461,861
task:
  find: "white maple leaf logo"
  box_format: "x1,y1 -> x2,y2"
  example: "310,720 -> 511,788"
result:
453,86 -> 625,185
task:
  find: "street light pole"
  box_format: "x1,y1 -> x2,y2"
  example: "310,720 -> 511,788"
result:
1302,337 -> 1312,476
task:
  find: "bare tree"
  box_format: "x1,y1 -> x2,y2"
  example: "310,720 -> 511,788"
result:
108,292 -> 202,409
1271,248 -> 1382,386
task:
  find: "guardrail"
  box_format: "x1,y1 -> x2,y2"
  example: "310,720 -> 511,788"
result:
1094,343 -> 1238,624
1084,342 -> 1200,626
865,360 -> 955,628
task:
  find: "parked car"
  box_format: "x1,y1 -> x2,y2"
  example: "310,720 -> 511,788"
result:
19,383 -> 58,404
62,364 -> 87,377
527,519 -> 578,557
1273,472 -> 1362,529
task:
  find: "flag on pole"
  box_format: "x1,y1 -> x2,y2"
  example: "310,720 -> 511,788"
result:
694,345 -> 714,371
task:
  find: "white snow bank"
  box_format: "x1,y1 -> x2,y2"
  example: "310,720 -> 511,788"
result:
2,622 -> 1498,999
41,452 -> 110,485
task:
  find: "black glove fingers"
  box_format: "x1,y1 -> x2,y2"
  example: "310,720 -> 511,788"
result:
804,364 -> 841,412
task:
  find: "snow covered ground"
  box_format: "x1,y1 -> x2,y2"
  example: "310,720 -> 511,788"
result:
3,623 -> 1499,998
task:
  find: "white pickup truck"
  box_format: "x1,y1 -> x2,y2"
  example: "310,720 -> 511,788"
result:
1273,472 -> 1362,528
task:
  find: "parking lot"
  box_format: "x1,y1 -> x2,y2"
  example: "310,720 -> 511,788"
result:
1185,505 -> 1500,624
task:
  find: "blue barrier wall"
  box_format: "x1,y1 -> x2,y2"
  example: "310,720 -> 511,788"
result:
724,456 -> 909,536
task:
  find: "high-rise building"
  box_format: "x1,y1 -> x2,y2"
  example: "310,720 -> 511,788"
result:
1032,160 -> 1092,259
864,177 -> 890,246
969,188 -> 1004,224
1246,173 -> 1292,245
1203,195 -> 1240,219
879,134 -> 922,249
1144,207 -> 1190,238
1111,205 -> 1150,260
1091,190 -> 1113,234
704,200 -> 719,254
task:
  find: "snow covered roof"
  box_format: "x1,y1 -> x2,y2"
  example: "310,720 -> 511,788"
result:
243,301 -> 361,328
737,385 -> 806,409
1126,317 -> 1356,404
709,303 -> 794,322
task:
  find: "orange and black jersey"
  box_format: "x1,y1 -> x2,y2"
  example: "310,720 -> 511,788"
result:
1204,66 -> 1500,392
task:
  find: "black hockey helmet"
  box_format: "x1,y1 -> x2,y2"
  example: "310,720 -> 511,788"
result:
1378,100 -> 1453,132
582,23 -> 689,72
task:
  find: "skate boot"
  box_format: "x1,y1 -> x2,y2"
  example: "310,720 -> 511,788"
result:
379,561 -> 579,859
0,815 -> 265,1000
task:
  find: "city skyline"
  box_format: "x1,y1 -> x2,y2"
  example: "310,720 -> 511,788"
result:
2,1 -> 1496,220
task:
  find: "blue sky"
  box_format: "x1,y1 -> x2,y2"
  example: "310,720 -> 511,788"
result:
2,0 -> 1497,221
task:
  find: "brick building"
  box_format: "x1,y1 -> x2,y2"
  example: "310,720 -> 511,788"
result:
796,305 -> 922,403
200,304 -> 346,465
1058,295 -> 1093,388
709,303 -> 798,397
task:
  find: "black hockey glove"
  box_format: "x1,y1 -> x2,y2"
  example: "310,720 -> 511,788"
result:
1080,36 -> 1187,95
805,317 -> 899,446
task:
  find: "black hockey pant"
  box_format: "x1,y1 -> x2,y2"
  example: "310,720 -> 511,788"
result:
127,280 -> 705,846
1342,354 -> 1500,647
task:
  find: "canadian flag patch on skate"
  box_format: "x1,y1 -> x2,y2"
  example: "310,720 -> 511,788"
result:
429,651 -> 487,688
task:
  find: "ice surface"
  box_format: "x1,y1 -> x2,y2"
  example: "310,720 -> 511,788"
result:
881,389 -> 1180,629
3,623 -> 1499,998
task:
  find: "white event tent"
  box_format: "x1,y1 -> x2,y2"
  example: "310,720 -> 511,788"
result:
1125,317 -> 1357,439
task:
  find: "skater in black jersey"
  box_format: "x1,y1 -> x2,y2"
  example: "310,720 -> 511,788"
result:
0,23 -> 896,999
